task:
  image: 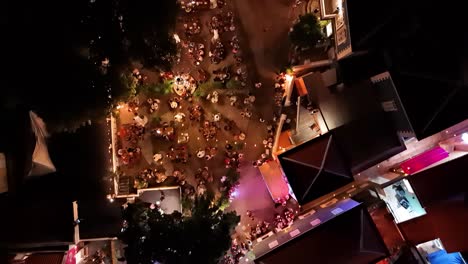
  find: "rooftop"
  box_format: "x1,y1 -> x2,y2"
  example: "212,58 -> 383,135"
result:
253,200 -> 388,264
0,198 -> 74,247
342,0 -> 468,139
301,69 -> 406,172
278,133 -> 353,205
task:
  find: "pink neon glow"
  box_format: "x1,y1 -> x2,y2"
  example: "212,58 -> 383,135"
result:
65,246 -> 77,264
400,146 -> 449,174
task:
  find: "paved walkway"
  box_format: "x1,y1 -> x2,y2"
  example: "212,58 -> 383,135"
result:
114,0 -> 298,195
232,0 -> 294,120
225,0 -> 304,238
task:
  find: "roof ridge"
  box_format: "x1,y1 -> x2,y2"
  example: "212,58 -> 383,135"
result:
301,135 -> 333,201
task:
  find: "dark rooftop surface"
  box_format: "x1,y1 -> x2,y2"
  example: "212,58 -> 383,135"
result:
332,113 -> 406,173
408,153 -> 468,207
0,109 -> 116,245
78,198 -> 125,240
305,72 -> 385,130
338,47 -> 468,139
345,0 -> 467,139
303,70 -> 406,172
255,202 -> 388,264
0,198 -> 74,246
346,0 -> 406,50
391,72 -> 468,139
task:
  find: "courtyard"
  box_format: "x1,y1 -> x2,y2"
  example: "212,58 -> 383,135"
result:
109,0 -> 321,262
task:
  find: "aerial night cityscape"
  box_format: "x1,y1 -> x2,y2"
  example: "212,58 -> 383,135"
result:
1,0 -> 468,263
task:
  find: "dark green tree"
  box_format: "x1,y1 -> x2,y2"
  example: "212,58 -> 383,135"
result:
120,195 -> 240,264
119,0 -> 179,70
4,0 -> 179,132
289,14 -> 324,48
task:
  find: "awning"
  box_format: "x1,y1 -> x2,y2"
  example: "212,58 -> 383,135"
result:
259,161 -> 290,201
294,77 -> 308,97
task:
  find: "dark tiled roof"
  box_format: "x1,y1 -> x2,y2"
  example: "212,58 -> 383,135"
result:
255,203 -> 388,264
371,75 -> 414,133
279,134 -> 353,205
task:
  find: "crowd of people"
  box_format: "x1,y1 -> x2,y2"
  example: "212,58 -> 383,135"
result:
223,143 -> 243,169
222,238 -> 252,264
112,3 -> 302,263
183,18 -> 201,37
209,40 -> 225,64
188,105 -> 204,122
199,120 -> 219,140
134,168 -> 167,189
150,122 -> 175,141
187,42 -> 205,65
274,73 -> 287,107
209,12 -> 235,34
146,98 -> 160,113
244,206 -> 297,241
167,145 -> 190,164
117,124 -> 145,165
213,67 -> 230,83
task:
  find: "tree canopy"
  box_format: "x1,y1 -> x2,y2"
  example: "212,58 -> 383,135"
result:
4,0 -> 179,131
289,14 -> 324,48
119,0 -> 179,70
120,195 -> 240,264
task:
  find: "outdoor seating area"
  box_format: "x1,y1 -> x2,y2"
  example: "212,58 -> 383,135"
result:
106,2 -> 303,263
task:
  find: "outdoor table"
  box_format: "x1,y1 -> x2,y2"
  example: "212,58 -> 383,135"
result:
239,133 -> 246,141
197,150 -> 206,158
153,153 -> 163,162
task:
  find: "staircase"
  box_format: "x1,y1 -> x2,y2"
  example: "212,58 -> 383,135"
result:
118,175 -> 130,195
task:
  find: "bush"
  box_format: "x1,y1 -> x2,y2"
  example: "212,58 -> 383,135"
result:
194,81 -> 223,97
226,168 -> 240,186
225,79 -> 241,89
140,79 -> 173,96
151,116 -> 161,126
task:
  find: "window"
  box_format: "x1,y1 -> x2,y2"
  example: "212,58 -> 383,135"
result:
381,100 -> 397,112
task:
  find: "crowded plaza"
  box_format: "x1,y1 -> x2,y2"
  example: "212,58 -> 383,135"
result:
109,0 -> 297,263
